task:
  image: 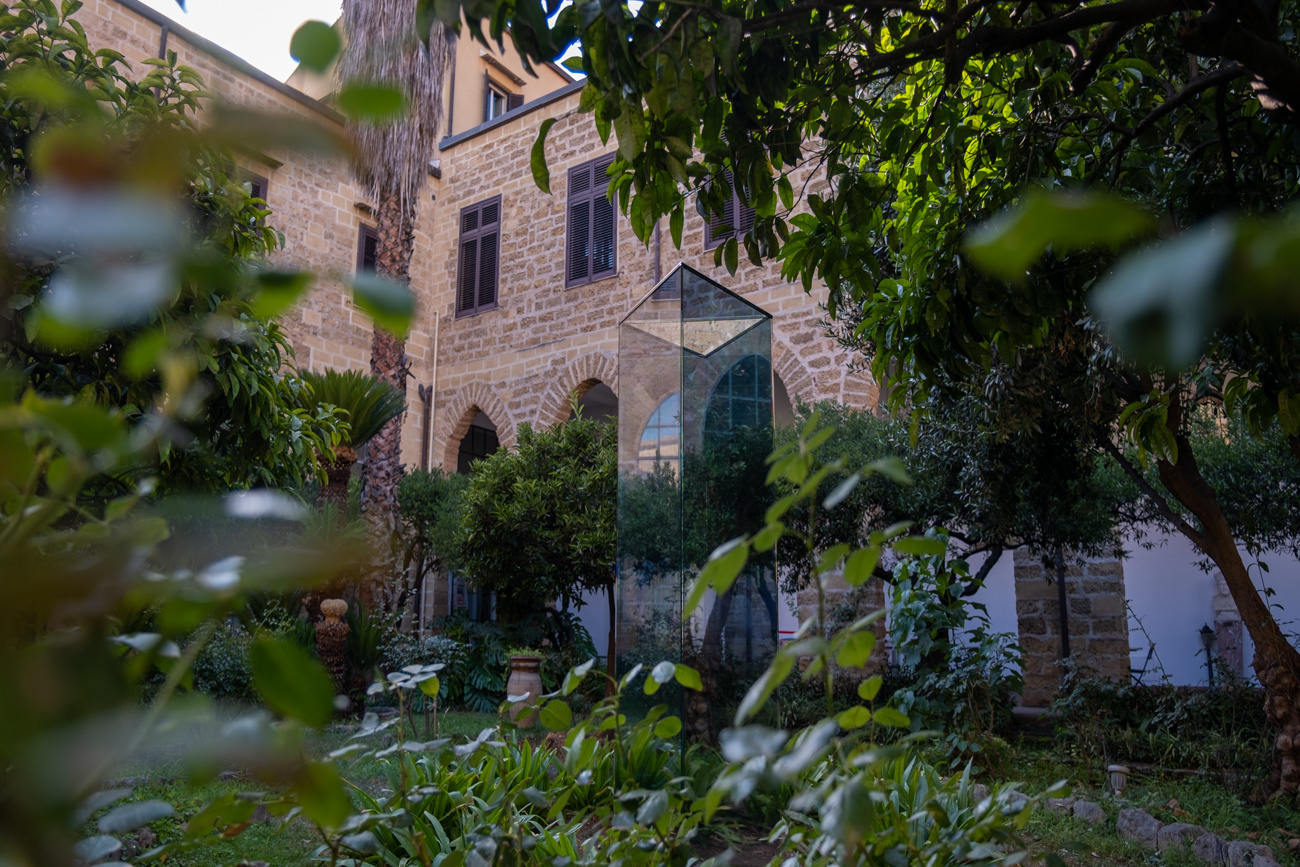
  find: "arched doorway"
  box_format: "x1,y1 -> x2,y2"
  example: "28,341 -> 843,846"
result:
570,382 -> 618,424
456,410 -> 499,475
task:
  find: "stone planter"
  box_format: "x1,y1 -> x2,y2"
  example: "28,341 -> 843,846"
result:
505,655 -> 544,726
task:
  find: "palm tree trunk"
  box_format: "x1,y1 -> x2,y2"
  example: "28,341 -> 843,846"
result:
361,188 -> 415,527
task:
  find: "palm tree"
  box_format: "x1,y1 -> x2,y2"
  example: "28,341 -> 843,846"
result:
299,368 -> 406,515
338,0 -> 452,528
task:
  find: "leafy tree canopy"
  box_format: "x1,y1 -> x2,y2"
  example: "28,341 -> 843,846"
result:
458,409 -> 616,620
1,3 -> 345,495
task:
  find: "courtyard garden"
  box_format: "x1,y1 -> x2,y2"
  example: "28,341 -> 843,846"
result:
5,0 -> 1300,865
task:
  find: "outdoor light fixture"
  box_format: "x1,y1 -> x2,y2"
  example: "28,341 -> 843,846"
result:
1200,623 -> 1216,692
1108,764 -> 1130,793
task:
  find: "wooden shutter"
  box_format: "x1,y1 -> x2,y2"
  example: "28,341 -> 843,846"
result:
705,170 -> 755,249
457,197 -> 501,316
506,92 -> 524,112
565,154 -> 617,288
357,223 -> 379,272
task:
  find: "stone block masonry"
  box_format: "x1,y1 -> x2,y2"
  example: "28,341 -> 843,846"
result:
1014,549 -> 1131,707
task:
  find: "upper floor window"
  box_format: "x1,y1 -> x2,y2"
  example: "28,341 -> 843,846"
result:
704,170 -> 756,250
239,169 -> 268,202
566,154 -> 617,289
457,196 -> 501,317
357,223 -> 378,273
484,76 -> 523,122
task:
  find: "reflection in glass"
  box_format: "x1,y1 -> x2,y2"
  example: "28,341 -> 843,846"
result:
637,392 -> 680,474
616,264 -> 776,740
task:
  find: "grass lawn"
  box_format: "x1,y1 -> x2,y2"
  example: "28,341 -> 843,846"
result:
1009,739 -> 1300,866
94,713 -> 1298,867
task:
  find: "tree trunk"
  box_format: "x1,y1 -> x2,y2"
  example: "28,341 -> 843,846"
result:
361,188 -> 416,528
1156,432 -> 1300,798
686,588 -> 735,740
319,447 -> 356,521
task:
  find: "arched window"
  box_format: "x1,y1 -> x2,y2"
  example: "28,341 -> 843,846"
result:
637,392 -> 680,473
705,355 -> 772,434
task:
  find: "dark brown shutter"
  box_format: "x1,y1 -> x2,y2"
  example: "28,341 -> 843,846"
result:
506,92 -> 524,111
566,163 -> 592,285
477,199 -> 499,308
705,170 -> 755,249
357,223 -> 379,272
566,154 -> 617,288
483,71 -> 492,122
457,197 -> 501,316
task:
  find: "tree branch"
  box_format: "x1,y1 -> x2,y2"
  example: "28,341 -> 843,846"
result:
1097,433 -> 1207,547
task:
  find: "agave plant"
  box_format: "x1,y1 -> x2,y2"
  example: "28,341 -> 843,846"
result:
299,368 -> 406,513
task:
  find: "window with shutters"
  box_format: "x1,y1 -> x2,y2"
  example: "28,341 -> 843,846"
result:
456,196 -> 501,317
565,154 -> 617,289
357,223 -> 379,273
484,77 -> 524,121
238,169 -> 269,202
704,170 -> 756,250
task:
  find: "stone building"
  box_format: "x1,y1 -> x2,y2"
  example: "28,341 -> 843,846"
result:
71,0 -> 1195,705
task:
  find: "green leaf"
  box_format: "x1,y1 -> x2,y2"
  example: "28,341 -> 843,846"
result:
292,761 -> 351,828
1090,217 -> 1237,369
858,675 -> 883,701
637,790 -> 668,826
253,269 -> 314,319
561,658 -> 595,696
531,118 -> 558,194
350,273 -> 415,337
337,82 -> 407,122
674,664 -> 703,691
872,706 -> 910,728
892,536 -> 948,557
645,660 -> 676,694
289,21 -> 340,74
539,699 -> 572,730
250,638 -> 335,727
822,473 -> 860,509
685,538 -> 748,614
98,801 -> 174,834
964,190 -> 1156,283
837,705 -> 872,729
654,716 -> 682,738
843,547 -> 880,587
419,675 -> 440,697
834,630 -> 876,669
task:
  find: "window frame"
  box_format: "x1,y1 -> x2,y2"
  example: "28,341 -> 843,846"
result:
455,195 -> 503,319
239,169 -> 269,202
564,154 -> 619,290
356,222 -> 379,273
703,170 -> 756,251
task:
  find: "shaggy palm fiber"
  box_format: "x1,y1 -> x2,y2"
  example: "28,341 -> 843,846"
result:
340,1 -> 453,529
338,0 -> 453,222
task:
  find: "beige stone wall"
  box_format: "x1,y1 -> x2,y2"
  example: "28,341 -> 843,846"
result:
78,0 -> 379,381
415,90 -> 879,476
1014,549 -> 1132,706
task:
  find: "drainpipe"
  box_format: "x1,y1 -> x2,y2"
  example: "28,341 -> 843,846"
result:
418,311 -> 441,470
157,22 -> 169,59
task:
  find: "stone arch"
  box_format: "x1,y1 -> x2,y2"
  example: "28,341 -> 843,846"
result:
771,337 -> 817,408
534,351 -> 619,427
436,382 -> 515,472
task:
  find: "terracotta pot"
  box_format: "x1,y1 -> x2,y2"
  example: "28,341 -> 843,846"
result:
505,656 -> 544,726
